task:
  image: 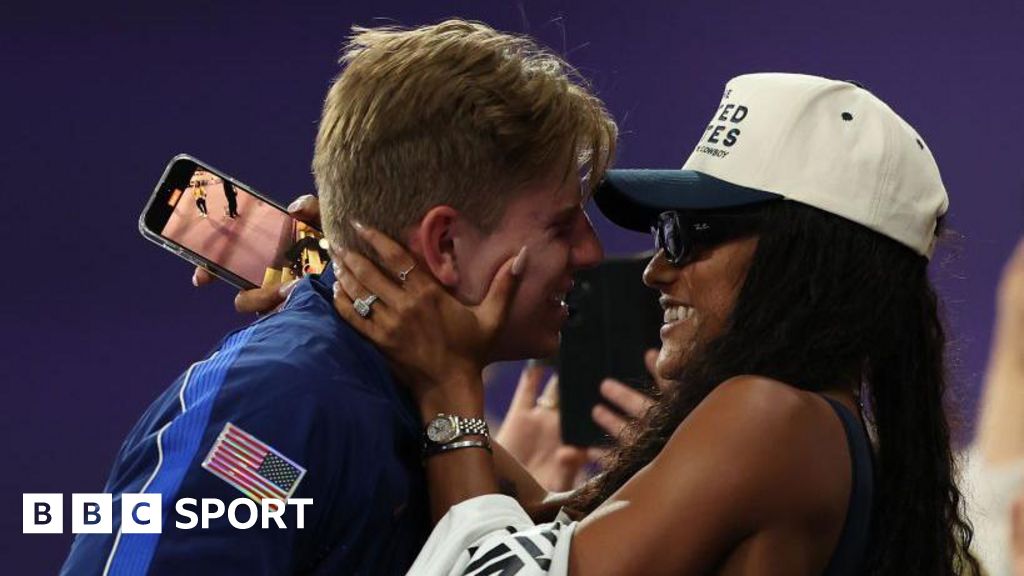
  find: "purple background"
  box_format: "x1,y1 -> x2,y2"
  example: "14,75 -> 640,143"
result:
2,1 -> 1021,572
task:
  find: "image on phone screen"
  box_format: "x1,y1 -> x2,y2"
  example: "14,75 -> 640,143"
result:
142,156 -> 327,289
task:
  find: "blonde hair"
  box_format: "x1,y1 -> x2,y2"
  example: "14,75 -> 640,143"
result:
312,19 -> 617,251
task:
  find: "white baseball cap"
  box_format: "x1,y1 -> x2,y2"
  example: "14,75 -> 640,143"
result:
595,73 -> 948,258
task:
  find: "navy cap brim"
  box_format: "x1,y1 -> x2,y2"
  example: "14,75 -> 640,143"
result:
594,169 -> 783,232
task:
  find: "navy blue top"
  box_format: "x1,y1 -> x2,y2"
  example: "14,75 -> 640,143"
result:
820,396 -> 874,576
61,268 -> 429,575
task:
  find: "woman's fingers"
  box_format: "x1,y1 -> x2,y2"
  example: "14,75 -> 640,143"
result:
335,259 -> 373,303
192,267 -> 217,287
551,446 -> 589,489
234,279 -> 299,314
592,378 -> 656,441
600,378 -> 654,419
339,248 -> 405,306
333,281 -> 378,335
333,223 -> 518,389
287,194 -> 322,228
592,403 -> 630,439
332,257 -> 408,347
350,222 -> 420,284
332,278 -> 400,346
346,222 -> 523,345
510,361 -> 547,411
538,375 -> 559,408
475,246 -> 527,333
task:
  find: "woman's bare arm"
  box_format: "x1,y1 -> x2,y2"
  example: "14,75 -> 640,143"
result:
492,441 -> 584,523
568,376 -> 849,575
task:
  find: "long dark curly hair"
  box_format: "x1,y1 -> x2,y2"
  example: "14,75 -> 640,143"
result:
569,200 -> 980,575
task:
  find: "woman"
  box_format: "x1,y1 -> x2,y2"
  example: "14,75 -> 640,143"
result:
333,74 -> 980,575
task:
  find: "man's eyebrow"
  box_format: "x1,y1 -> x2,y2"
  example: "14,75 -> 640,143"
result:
549,203 -> 580,223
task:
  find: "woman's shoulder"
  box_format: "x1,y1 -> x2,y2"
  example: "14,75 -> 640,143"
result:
570,376 -> 853,573
661,375 -> 852,518
693,375 -> 849,431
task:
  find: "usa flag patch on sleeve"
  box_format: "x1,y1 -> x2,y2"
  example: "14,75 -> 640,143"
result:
202,423 -> 306,502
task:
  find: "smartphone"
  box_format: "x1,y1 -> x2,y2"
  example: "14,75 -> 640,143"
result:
557,254 -> 663,446
139,154 -> 328,290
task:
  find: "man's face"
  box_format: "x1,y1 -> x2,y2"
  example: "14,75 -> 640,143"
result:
453,171 -> 604,361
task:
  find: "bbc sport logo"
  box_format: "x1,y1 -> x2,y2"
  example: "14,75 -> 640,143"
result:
23,493 -> 313,534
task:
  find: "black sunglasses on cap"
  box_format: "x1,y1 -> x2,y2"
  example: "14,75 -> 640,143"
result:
652,210 -> 763,267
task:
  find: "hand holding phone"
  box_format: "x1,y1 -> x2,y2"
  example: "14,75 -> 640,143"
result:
140,154 -> 328,295
191,194 -> 323,313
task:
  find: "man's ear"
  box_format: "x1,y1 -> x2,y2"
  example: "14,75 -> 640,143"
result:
409,205 -> 464,288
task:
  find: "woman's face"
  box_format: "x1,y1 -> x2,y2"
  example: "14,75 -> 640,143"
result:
642,236 -> 759,380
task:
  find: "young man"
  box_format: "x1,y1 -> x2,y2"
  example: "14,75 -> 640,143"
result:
61,19 -> 615,576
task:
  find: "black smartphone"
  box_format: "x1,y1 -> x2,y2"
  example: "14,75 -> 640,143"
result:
139,154 -> 328,290
558,254 -> 663,446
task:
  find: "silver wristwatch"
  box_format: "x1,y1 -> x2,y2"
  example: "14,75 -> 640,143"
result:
423,413 -> 490,454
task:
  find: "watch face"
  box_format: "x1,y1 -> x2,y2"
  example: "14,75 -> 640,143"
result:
426,417 -> 456,443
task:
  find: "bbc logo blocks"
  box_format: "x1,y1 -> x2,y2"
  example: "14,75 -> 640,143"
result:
24,493 -> 161,534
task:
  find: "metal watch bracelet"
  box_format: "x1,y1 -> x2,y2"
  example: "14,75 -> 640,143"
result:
455,416 -> 489,437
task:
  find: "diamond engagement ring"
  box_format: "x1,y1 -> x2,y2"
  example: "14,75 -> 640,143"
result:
353,294 -> 379,318
398,264 -> 416,283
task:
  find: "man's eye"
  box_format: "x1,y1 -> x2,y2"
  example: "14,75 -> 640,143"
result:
553,221 -> 573,237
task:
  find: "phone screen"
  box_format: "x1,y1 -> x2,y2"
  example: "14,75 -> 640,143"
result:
141,156 -> 327,289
